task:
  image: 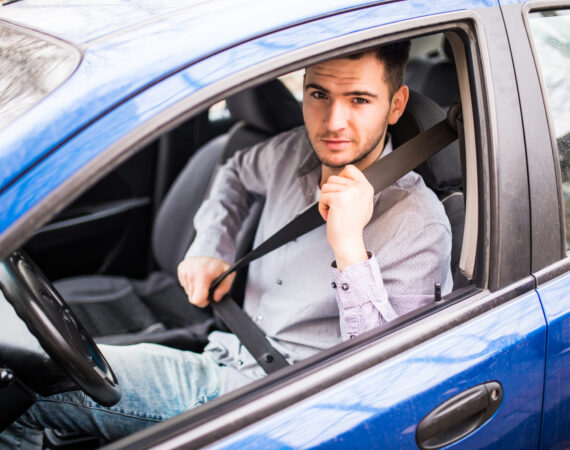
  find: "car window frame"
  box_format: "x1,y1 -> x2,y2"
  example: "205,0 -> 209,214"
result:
523,1 -> 570,261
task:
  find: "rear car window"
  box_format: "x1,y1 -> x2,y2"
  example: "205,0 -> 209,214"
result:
528,9 -> 570,252
0,21 -> 80,130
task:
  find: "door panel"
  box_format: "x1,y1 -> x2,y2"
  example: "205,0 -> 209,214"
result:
536,268 -> 570,449
507,4 -> 570,447
211,292 -> 546,449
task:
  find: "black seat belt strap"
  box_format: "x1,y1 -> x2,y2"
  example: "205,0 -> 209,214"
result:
211,293 -> 291,372
210,117 -> 458,374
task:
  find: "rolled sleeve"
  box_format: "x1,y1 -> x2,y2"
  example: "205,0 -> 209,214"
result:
331,252 -> 397,340
185,226 -> 237,263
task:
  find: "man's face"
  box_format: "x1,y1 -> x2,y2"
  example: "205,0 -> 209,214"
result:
303,52 -> 405,171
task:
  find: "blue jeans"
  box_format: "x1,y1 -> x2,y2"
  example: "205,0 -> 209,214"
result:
0,343 -> 226,449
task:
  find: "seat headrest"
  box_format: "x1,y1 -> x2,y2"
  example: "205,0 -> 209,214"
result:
389,90 -> 462,194
226,79 -> 304,134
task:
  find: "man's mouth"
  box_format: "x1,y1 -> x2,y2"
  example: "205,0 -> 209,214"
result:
320,139 -> 351,150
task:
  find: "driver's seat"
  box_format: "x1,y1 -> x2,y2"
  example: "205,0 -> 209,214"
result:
54,79 -> 304,350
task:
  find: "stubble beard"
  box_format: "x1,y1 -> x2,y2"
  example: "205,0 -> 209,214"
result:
309,126 -> 387,169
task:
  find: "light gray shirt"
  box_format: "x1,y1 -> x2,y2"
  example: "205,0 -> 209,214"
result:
186,126 -> 452,392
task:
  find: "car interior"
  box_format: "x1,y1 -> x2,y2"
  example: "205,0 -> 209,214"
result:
0,29 -> 480,447
24,34 -> 465,351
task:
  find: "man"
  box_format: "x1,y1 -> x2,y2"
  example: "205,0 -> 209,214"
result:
0,42 -> 452,448
178,41 -> 452,389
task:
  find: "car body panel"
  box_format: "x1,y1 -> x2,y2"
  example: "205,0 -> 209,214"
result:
536,268 -> 570,448
503,2 -> 570,446
0,0 -> 568,448
191,291 -> 546,448
472,5 -> 533,289
500,1 -> 564,270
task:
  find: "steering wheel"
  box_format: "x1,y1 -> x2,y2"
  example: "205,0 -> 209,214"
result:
0,251 -> 121,406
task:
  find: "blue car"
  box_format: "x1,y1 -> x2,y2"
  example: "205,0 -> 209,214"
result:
1,0 -> 569,448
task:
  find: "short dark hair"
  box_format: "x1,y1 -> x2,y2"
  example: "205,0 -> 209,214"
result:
346,40 -> 411,97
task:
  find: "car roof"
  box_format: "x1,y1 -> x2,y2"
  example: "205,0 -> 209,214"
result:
0,0 -> 373,193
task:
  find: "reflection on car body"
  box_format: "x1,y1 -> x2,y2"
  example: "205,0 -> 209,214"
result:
0,0 -> 570,448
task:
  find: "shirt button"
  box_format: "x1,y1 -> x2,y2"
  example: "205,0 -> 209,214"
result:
256,315 -> 263,322
341,283 -> 349,291
276,279 -> 283,285
331,282 -> 337,289
237,360 -> 243,366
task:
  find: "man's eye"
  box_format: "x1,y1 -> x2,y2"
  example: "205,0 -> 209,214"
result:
353,97 -> 368,104
312,91 -> 327,100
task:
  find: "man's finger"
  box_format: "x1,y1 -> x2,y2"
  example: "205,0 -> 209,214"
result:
190,275 -> 210,308
186,284 -> 194,303
213,272 -> 236,302
321,183 -> 348,194
324,174 -> 352,185
318,194 -> 330,221
338,164 -> 368,181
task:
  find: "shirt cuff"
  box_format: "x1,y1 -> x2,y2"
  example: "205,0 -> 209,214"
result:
331,252 -> 398,340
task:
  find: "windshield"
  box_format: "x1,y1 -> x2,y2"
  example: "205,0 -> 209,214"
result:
0,21 -> 80,130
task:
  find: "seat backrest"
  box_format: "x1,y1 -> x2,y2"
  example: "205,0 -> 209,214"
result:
389,90 -> 465,276
152,79 -> 303,277
404,39 -> 459,109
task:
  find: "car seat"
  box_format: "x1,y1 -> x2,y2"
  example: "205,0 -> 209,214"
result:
389,90 -> 464,278
55,79 -> 304,350
405,38 -> 459,109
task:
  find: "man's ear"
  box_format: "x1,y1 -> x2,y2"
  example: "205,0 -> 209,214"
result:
387,84 -> 409,125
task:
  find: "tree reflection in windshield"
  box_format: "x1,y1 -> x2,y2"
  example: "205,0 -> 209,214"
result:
0,22 -> 79,130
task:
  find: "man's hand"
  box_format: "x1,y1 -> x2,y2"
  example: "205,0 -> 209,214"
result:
318,165 -> 373,270
177,256 -> 236,308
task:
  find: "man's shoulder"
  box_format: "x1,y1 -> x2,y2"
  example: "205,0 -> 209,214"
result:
383,172 -> 451,228
249,125 -> 315,172
257,125 -> 308,151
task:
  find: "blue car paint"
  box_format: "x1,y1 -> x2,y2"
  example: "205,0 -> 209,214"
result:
0,0 -> 559,447
536,272 -> 570,448
210,292 -> 546,448
0,0 -> 497,212
0,0 -> 201,44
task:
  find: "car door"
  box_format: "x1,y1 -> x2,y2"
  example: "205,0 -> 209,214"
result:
101,3 -> 549,449
0,1 -> 549,448
506,2 -> 570,447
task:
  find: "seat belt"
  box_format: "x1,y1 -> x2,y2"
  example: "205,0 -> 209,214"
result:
209,113 -> 460,374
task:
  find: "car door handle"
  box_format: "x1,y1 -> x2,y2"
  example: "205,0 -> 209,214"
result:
416,381 -> 503,449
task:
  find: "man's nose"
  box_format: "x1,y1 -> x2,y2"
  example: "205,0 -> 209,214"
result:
325,100 -> 348,131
